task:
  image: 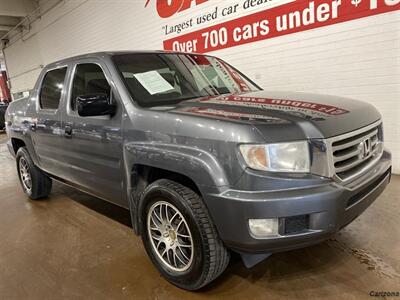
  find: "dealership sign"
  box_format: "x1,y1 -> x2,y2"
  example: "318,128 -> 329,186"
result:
160,0 -> 400,53
145,0 -> 208,18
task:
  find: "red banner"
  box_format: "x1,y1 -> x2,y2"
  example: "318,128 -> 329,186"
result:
164,0 -> 400,53
0,71 -> 11,102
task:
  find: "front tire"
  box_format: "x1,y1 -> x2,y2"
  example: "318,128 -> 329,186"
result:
16,147 -> 52,200
141,179 -> 230,290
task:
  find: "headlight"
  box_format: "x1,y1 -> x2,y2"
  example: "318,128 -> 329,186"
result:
239,141 -> 310,173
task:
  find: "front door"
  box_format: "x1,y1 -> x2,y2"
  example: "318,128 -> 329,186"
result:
61,61 -> 125,206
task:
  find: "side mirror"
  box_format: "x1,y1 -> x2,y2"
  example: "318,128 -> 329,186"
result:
76,93 -> 116,117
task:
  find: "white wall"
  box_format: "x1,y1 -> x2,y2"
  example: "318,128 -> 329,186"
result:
3,0 -> 400,173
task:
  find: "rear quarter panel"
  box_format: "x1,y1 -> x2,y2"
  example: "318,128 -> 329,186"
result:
6,96 -> 39,163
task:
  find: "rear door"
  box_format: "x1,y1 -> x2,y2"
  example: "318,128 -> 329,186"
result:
61,60 -> 125,206
31,66 -> 68,175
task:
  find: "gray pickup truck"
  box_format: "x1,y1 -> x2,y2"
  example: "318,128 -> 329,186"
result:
5,51 -> 392,290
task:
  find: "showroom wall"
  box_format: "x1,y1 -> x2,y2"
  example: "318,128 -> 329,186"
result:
2,0 -> 400,173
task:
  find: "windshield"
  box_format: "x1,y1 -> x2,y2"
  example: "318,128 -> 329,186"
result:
113,53 -> 260,107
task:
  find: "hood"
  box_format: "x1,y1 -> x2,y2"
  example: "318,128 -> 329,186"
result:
167,90 -> 381,141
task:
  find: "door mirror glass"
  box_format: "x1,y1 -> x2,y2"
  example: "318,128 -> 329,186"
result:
76,93 -> 116,117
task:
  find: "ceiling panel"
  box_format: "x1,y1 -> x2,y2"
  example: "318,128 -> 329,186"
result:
0,0 -> 38,40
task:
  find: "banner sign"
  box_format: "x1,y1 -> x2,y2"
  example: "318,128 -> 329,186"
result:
162,0 -> 400,53
145,0 -> 208,18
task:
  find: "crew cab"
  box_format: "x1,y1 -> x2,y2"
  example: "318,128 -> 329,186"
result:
5,51 -> 392,290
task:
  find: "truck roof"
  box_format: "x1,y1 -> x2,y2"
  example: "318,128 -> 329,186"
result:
45,50 -> 206,68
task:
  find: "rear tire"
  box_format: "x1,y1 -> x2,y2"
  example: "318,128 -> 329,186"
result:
16,147 -> 52,200
141,179 -> 230,290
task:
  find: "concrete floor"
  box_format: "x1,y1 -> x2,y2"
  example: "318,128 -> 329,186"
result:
0,132 -> 399,300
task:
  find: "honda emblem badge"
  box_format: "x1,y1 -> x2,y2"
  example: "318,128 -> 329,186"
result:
359,138 -> 372,159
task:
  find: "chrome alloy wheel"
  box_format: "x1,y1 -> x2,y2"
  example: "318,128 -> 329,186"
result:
147,201 -> 194,272
19,157 -> 32,192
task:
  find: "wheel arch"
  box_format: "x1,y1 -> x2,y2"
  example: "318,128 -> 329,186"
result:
123,142 -> 229,235
11,138 -> 26,155
129,164 -> 205,235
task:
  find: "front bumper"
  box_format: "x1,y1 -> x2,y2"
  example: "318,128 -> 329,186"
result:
205,150 -> 391,253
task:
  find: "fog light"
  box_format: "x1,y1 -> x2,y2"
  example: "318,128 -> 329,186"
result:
249,218 -> 279,238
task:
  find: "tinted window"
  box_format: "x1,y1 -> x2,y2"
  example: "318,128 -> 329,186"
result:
71,63 -> 110,110
39,68 -> 67,109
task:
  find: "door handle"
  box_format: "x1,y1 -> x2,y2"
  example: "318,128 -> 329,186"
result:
29,123 -> 37,131
64,125 -> 73,138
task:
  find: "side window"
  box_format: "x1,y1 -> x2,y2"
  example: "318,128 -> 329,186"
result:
71,63 -> 111,111
39,67 -> 67,109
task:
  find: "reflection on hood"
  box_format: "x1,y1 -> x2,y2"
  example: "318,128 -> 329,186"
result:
199,95 -> 349,117
168,91 -> 379,140
180,107 -> 289,124
174,94 -> 350,123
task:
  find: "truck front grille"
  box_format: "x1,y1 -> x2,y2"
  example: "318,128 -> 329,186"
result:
327,122 -> 383,183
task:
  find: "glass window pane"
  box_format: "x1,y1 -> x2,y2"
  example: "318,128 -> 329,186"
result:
112,53 -> 259,108
39,67 -> 67,110
71,63 -> 110,110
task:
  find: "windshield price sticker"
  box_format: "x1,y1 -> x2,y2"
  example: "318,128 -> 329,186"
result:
134,71 -> 175,95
